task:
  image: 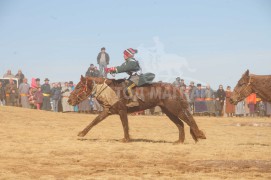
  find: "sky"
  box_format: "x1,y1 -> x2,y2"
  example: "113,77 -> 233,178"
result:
0,0 -> 271,89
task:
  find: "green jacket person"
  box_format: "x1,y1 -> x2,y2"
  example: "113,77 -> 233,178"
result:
105,48 -> 141,107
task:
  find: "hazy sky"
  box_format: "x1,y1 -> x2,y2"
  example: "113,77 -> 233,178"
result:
0,0 -> 270,89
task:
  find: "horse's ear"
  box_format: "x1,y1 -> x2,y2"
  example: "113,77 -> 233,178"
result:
245,70 -> 249,76
80,75 -> 85,81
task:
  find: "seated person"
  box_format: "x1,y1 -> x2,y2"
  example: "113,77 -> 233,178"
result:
86,64 -> 101,77
105,48 -> 141,107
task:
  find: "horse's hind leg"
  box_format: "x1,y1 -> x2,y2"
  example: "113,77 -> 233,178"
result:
119,109 -> 130,142
78,109 -> 109,137
161,107 -> 185,144
178,109 -> 206,142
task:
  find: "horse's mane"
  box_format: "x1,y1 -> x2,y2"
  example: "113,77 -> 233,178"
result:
85,76 -> 170,88
251,74 -> 271,78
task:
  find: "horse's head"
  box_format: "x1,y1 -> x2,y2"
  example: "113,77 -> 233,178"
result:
230,70 -> 253,105
68,75 -> 94,106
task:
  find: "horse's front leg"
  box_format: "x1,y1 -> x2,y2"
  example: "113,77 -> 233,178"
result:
78,109 -> 109,137
119,109 -> 130,142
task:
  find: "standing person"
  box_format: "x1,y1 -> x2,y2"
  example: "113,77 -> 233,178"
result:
61,82 -> 73,112
258,101 -> 265,117
9,89 -> 19,106
180,79 -> 186,87
97,47 -> 110,78
15,69 -> 25,85
192,84 -> 207,114
51,83 -> 61,112
33,87 -> 43,110
5,78 -> 18,106
216,85 -> 226,117
225,86 -> 235,117
57,82 -> 63,112
41,78 -> 51,111
3,70 -> 15,78
35,78 -> 41,88
183,86 -> 191,112
265,102 -> 271,117
235,100 -> 245,117
29,78 -> 38,108
69,81 -> 78,112
18,78 -> 30,108
246,93 -> 257,117
205,84 -> 216,116
0,82 -> 6,106
189,81 -> 197,113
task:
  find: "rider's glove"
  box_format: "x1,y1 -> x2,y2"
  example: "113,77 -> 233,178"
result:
104,67 -> 117,73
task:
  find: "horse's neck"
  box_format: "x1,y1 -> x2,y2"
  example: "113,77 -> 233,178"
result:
87,77 -> 107,85
251,75 -> 271,101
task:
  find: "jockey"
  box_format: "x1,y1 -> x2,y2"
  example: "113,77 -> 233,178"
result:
105,48 -> 141,107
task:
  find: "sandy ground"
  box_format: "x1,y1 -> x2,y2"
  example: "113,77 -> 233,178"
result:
0,106 -> 271,180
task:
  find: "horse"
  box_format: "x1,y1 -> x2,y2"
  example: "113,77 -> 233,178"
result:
68,75 -> 206,144
230,70 -> 271,105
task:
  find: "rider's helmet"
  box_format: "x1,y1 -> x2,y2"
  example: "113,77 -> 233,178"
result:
123,48 -> 138,60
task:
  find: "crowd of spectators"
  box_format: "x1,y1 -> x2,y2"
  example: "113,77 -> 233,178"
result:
1,69 -> 271,117
170,77 -> 271,118
1,47 -> 271,117
0,68 -> 104,114
0,47 -> 110,113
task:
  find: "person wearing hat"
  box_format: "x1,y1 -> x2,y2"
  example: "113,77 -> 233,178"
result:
97,47 -> 110,78
41,78 -> 52,111
105,48 -> 141,107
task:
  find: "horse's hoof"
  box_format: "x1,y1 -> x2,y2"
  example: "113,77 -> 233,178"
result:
121,138 -> 130,143
173,140 -> 183,145
78,131 -> 85,137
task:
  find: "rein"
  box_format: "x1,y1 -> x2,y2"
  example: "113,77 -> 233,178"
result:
91,79 -> 109,99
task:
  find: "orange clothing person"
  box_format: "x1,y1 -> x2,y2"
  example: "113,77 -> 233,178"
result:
246,93 -> 257,117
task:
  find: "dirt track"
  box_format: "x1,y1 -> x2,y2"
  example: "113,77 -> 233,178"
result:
0,106 -> 271,179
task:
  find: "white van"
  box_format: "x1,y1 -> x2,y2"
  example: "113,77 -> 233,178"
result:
0,78 -> 19,88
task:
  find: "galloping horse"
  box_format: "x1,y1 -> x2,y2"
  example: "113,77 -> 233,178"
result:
230,70 -> 271,104
68,76 -> 206,144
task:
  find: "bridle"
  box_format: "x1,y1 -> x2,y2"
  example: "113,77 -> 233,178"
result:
233,75 -> 253,102
91,79 -> 108,99
74,78 -> 109,102
75,80 -> 92,102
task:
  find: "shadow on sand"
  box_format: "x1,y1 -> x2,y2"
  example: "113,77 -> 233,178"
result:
77,138 -> 173,144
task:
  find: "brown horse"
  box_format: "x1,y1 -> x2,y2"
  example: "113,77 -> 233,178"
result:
68,76 -> 206,143
230,70 -> 271,104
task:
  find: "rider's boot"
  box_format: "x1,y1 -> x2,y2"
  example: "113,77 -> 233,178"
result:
126,83 -> 139,107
